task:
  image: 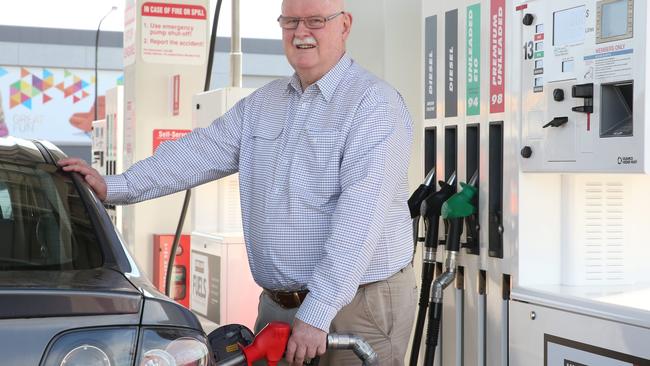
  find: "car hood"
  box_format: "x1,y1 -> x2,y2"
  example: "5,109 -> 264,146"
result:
0,268 -> 142,319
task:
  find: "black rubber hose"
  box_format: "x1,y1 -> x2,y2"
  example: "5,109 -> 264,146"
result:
409,262 -> 435,366
423,301 -> 443,366
446,218 -> 463,253
204,0 -> 224,92
166,0 -> 223,297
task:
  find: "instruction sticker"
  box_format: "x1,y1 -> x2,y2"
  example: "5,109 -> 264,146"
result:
583,46 -> 633,82
425,15 -> 437,119
445,9 -> 458,118
141,2 -> 208,65
490,0 -> 505,113
466,4 -> 481,116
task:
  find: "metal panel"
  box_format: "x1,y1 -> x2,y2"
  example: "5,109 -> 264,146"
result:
510,300 -> 650,364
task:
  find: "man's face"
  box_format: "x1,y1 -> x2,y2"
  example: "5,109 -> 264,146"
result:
280,0 -> 351,86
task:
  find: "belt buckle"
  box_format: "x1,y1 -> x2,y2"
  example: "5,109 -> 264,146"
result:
291,291 -> 302,307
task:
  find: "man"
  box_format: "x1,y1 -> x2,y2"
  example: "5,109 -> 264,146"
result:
59,0 -> 416,364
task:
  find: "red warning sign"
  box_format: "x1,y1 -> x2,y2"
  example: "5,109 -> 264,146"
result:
153,129 -> 191,153
141,2 -> 207,19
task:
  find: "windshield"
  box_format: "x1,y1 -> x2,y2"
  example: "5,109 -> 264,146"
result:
0,161 -> 102,270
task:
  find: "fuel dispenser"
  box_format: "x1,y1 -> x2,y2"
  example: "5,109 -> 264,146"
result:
415,0 -> 650,364
511,0 -> 650,363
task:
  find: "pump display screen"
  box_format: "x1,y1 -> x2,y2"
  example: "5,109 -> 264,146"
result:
601,0 -> 628,38
553,6 -> 586,46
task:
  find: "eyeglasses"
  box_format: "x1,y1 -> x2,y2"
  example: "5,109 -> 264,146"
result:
277,11 -> 344,30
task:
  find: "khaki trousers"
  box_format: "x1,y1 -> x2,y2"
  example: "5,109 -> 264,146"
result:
254,264 -> 417,366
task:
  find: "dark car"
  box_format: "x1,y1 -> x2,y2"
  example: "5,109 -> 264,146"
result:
0,137 -> 211,366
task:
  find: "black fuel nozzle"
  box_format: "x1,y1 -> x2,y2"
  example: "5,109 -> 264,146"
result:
408,168 -> 437,218
408,168 -> 437,248
421,172 -> 457,251
441,177 -> 478,253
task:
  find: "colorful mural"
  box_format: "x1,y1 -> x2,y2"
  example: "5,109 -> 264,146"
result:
0,66 -> 122,144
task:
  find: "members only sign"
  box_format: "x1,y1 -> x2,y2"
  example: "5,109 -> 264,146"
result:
141,2 -> 208,65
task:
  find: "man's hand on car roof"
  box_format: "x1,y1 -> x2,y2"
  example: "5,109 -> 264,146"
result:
58,158 -> 108,201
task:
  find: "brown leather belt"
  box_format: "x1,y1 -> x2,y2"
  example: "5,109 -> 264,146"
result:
263,265 -> 412,309
264,288 -> 309,309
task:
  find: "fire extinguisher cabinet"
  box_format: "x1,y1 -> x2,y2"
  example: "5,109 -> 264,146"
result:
153,234 -> 191,308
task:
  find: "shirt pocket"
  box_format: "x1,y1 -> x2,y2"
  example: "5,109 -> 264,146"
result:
304,128 -> 339,166
289,128 -> 341,210
252,123 -> 284,141
251,123 -> 284,165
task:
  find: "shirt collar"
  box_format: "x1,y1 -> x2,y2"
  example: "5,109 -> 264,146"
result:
285,53 -> 353,102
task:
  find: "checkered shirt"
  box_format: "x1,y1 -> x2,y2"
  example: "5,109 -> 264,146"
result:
105,54 -> 414,331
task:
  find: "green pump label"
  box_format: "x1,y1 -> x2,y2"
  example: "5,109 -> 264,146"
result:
466,3 -> 481,116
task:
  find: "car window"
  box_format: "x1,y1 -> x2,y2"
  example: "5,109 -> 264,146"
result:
0,161 -> 103,270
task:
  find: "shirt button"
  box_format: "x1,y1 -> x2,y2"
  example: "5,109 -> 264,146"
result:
301,102 -> 307,108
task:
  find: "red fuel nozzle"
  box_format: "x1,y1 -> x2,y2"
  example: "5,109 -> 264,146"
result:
241,322 -> 291,366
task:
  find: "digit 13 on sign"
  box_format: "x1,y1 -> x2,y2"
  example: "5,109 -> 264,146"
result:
523,41 -> 534,60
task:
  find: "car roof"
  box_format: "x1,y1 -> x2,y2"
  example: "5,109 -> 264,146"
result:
0,137 -> 66,164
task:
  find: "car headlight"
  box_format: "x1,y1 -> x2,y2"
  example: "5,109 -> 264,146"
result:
138,328 -> 210,366
41,328 -> 137,366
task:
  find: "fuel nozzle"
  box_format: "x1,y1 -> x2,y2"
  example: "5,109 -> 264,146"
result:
421,172 -> 457,252
441,174 -> 478,253
215,323 -> 378,366
216,322 -> 290,366
408,168 -> 437,218
461,170 -> 480,255
408,168 -> 437,248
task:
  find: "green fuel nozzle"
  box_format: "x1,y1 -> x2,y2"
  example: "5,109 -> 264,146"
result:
441,182 -> 477,219
441,174 -> 478,253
